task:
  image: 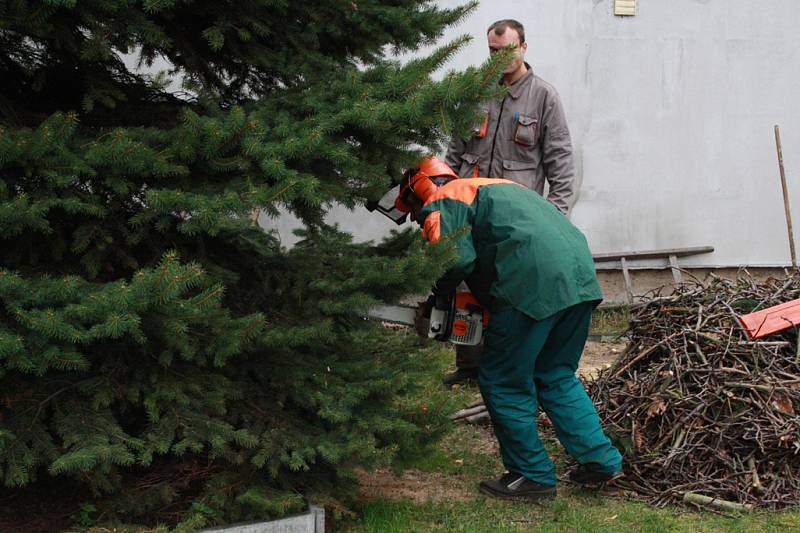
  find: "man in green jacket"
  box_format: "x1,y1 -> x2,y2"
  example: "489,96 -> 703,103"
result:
395,157 -> 622,500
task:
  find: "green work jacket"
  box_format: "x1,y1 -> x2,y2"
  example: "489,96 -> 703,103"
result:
419,178 -> 602,321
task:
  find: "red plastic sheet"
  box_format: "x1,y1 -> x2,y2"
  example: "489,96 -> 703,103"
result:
738,298 -> 800,339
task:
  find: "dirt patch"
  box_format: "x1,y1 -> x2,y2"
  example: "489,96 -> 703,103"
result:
356,468 -> 473,504
580,340 -> 625,379
466,424 -> 500,456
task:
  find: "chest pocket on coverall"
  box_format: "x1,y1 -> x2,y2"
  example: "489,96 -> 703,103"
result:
513,115 -> 538,146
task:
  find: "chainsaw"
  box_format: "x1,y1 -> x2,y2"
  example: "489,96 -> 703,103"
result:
364,178 -> 488,345
368,290 -> 489,346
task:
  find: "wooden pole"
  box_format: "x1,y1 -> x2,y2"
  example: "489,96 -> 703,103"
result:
775,125 -> 797,268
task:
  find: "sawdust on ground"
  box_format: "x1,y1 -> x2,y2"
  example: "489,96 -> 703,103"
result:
357,341 -> 625,504
579,340 -> 626,378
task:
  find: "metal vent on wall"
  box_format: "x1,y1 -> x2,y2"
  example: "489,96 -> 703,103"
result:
614,0 -> 637,16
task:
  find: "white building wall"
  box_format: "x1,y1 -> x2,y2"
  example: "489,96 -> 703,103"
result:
263,0 -> 800,267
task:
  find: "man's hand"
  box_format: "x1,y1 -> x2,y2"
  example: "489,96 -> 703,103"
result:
414,296 -> 433,338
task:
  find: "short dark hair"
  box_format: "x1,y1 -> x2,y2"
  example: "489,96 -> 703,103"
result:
487,19 -> 525,44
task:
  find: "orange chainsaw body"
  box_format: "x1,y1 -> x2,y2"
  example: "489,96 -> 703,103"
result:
429,291 -> 490,346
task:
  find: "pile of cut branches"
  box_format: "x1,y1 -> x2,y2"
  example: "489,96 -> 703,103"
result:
587,273 -> 800,508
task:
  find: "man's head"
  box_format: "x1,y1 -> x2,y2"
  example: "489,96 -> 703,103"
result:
487,19 -> 528,82
395,157 -> 459,222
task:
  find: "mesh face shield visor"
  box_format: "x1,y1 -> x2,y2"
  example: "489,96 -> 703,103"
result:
366,157 -> 459,225
365,184 -> 409,225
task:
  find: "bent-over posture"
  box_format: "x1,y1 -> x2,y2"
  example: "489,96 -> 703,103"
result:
395,157 -> 622,500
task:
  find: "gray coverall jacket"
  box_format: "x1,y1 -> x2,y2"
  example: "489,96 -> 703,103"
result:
445,65 -> 575,214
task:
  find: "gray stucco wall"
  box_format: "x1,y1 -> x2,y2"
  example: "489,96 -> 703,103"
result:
261,0 -> 800,267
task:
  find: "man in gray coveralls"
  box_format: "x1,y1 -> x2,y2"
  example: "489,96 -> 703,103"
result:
443,19 -> 577,386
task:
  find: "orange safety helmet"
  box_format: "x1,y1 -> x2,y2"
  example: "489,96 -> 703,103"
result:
395,157 -> 460,213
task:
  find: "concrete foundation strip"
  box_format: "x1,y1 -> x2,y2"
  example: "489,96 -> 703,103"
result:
593,246 -> 715,303
201,503 -> 324,533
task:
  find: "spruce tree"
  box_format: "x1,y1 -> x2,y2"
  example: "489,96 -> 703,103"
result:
0,0 -> 503,527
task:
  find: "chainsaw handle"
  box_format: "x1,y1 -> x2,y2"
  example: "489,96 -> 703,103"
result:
433,290 -> 451,311
429,290 -> 455,342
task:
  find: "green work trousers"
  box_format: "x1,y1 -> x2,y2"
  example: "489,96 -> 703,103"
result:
479,302 -> 622,486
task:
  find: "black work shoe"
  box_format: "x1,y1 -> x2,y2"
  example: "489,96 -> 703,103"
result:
568,464 -> 624,485
442,367 -> 479,386
479,472 -> 556,501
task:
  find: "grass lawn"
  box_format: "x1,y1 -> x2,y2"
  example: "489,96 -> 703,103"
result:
342,312 -> 800,532
349,496 -> 799,533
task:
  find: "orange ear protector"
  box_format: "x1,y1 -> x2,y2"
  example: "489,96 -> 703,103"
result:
394,157 -> 460,213
395,170 -> 438,213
